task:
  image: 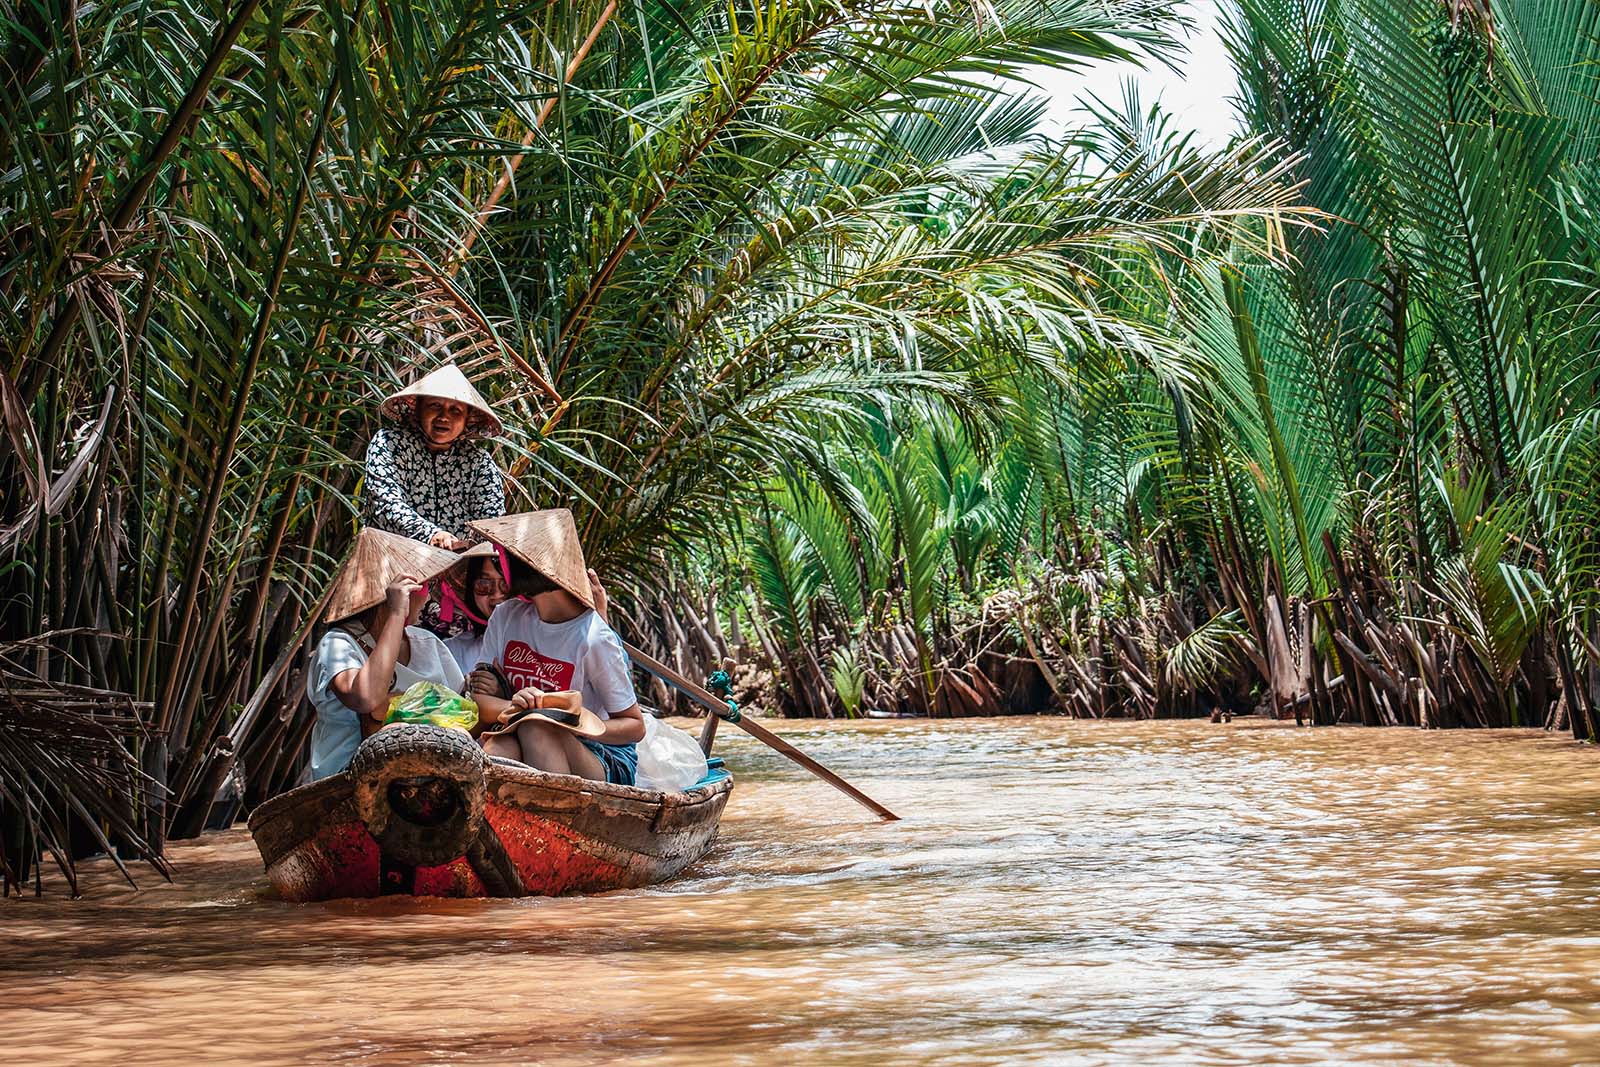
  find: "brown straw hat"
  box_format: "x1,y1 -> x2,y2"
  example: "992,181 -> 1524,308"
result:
468,509 -> 593,609
381,363 -> 504,438
480,690 -> 606,739
441,539 -> 499,600
324,528 -> 463,624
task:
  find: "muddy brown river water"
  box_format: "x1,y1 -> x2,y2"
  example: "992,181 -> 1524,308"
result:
3,718 -> 1599,1066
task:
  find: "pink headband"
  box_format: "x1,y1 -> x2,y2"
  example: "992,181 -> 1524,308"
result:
494,543 -> 534,602
438,580 -> 487,627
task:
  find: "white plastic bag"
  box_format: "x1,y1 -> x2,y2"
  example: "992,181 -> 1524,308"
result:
634,715 -> 709,792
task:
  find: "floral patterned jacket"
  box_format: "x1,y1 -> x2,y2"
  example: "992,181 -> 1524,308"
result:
362,425 -> 505,541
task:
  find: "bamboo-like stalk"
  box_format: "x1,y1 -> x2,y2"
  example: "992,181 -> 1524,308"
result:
450,0 -> 618,270
154,71 -> 344,736
23,0 -> 266,387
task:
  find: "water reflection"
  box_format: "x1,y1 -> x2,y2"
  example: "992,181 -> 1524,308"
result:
4,719 -> 1599,1065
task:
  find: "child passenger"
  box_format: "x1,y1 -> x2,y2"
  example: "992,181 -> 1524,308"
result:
363,363 -> 506,552
465,509 -> 644,785
304,529 -> 463,781
440,542 -> 509,675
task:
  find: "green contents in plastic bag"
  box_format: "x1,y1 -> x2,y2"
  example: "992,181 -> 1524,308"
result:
385,680 -> 479,731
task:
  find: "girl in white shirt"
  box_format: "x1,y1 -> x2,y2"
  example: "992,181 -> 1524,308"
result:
466,511 -> 644,785
441,547 -> 510,675
305,530 -> 463,780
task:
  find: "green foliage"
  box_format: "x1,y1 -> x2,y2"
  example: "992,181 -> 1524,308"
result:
1163,609 -> 1248,692
1432,470 -> 1550,693
740,0 -> 1600,730
6,0 -> 1599,893
829,645 -> 866,718
11,0 -> 1293,860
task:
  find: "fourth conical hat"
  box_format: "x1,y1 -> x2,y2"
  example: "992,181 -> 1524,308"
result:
325,528 -> 463,623
442,539 -> 499,595
381,363 -> 503,438
468,509 -> 593,609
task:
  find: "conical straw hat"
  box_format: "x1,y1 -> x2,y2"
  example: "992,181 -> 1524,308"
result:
479,690 -> 606,740
381,363 -> 503,438
324,528 -> 464,623
441,538 -> 499,596
468,509 -> 593,609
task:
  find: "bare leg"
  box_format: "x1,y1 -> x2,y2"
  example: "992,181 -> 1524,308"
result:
555,730 -> 606,782
508,721 -> 606,780
480,732 -> 522,761
512,720 -> 574,775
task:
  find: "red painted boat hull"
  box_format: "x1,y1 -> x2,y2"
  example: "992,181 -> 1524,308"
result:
247,729 -> 732,901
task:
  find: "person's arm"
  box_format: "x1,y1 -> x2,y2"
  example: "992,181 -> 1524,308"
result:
466,671 -> 515,726
598,701 -> 645,745
465,610 -> 514,726
586,569 -> 609,625
364,429 -> 449,543
329,580 -> 418,720
507,686 -> 640,743
586,627 -> 645,744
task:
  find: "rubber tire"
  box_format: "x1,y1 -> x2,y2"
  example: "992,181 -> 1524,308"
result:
350,725 -> 487,868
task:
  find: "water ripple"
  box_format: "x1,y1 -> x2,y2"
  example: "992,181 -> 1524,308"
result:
3,718 -> 1598,1066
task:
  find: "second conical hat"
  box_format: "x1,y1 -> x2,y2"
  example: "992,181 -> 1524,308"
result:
381,363 -> 503,438
442,538 -> 499,595
324,528 -> 463,623
468,509 -> 593,609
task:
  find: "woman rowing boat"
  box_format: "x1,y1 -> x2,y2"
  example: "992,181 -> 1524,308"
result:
363,362 -> 506,635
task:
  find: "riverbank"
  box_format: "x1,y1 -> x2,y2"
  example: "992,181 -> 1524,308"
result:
5,718 -> 1597,1066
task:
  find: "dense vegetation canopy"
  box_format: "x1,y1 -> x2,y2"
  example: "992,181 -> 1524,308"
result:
2,0 -> 1597,891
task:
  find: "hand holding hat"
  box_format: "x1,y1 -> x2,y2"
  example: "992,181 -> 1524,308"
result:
384,576 -> 426,618
324,528 -> 461,624
481,686 -> 606,738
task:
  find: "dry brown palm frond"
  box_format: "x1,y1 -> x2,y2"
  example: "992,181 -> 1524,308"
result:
1450,0 -> 1493,37
0,638 -> 170,897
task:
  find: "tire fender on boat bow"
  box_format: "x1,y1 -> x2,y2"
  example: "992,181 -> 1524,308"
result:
349,725 -> 487,867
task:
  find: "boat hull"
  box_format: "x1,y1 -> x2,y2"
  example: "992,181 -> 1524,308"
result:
248,726 -> 732,901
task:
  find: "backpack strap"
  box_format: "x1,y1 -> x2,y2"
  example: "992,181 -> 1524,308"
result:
340,621 -> 378,656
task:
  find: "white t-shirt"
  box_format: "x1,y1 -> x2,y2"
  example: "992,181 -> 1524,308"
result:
480,599 -> 636,719
305,625 -> 465,780
444,629 -> 488,676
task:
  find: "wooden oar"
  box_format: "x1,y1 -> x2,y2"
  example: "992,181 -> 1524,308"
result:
623,641 -> 900,822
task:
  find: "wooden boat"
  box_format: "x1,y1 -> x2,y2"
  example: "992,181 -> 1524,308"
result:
247,724 -> 732,901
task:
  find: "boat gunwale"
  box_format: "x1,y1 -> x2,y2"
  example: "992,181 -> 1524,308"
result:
247,756 -> 732,866
250,760 -> 730,825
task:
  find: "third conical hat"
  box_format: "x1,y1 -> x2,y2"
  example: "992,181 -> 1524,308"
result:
442,538 -> 499,594
381,363 -> 503,438
468,509 -> 593,609
324,528 -> 463,623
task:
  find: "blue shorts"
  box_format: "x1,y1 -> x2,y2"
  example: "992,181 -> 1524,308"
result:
579,739 -> 638,786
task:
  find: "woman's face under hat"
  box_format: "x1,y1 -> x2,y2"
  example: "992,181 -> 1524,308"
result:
381,364 -> 503,440
467,509 -> 594,610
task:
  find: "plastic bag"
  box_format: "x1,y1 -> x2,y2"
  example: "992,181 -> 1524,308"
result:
385,680 -> 479,731
634,715 -> 709,792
